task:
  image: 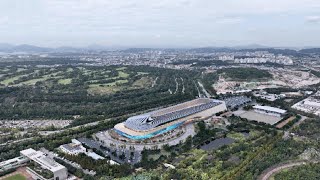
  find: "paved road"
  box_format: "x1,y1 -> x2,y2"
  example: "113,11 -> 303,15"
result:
258,161 -> 306,180
198,81 -> 211,98
0,137 -> 34,147
2,102 -> 185,147
39,121 -> 100,136
180,77 -> 185,94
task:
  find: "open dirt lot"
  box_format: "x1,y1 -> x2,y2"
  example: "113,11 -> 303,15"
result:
214,69 -> 320,94
236,110 -> 282,125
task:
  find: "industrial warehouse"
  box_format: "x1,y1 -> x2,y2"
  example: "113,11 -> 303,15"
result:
113,98 -> 227,140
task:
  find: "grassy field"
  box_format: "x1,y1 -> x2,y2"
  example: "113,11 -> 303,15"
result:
118,71 -> 129,78
227,132 -> 247,141
3,174 -> 27,180
66,68 -> 74,72
58,78 -> 72,85
0,69 -> 63,86
132,77 -> 153,87
88,84 -> 122,94
0,75 -> 26,86
1,66 -> 152,95
16,68 -> 27,72
87,75 -> 152,95
86,68 -> 134,94
16,72 -> 62,86
19,77 -> 48,85
116,67 -> 127,71
137,72 -> 149,75
88,79 -> 130,94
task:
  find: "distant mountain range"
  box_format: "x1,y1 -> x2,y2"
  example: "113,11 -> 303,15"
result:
0,43 -> 108,53
0,43 -> 319,54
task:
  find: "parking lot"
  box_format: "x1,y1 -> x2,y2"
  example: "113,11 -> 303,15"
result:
77,138 -> 142,165
0,120 -> 72,129
223,96 -> 252,109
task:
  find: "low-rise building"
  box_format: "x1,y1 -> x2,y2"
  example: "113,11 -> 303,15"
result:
20,148 -> 68,180
59,139 -> 105,161
0,156 -> 29,172
253,91 -> 285,102
253,105 -> 287,117
59,139 -> 86,155
292,97 -> 320,116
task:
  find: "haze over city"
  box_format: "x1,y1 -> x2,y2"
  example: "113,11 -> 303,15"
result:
0,0 -> 320,48
1,1 -> 320,180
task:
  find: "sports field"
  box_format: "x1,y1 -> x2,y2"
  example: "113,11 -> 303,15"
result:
2,173 -> 26,180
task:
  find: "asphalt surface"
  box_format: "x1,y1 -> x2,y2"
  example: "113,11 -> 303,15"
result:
78,138 -> 142,165
259,161 -> 306,180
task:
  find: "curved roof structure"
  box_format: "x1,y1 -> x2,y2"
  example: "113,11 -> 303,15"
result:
123,98 -> 222,131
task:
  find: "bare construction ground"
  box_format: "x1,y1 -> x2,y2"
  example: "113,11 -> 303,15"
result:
270,69 -> 320,88
214,69 -> 320,94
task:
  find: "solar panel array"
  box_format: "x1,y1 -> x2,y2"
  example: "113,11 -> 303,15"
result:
124,99 -> 221,131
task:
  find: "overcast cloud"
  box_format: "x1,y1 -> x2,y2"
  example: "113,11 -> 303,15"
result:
0,0 -> 319,47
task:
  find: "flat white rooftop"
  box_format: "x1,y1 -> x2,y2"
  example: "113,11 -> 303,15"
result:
20,148 -> 65,172
253,105 -> 287,114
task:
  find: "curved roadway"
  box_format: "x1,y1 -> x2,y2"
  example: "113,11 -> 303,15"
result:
258,161 -> 307,180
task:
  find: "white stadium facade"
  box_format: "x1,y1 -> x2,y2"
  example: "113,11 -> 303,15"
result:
113,98 -> 227,140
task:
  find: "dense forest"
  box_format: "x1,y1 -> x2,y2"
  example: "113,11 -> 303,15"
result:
217,67 -> 272,81
0,65 -> 214,124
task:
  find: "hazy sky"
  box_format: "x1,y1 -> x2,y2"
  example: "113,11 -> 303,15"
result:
0,0 -> 320,47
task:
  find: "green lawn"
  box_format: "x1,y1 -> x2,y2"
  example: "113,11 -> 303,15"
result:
106,79 -> 128,86
16,68 -> 27,72
58,78 -> 72,85
137,72 -> 149,75
0,75 -> 26,86
118,71 -> 129,78
15,72 -> 62,86
132,77 -> 153,87
3,174 -> 26,180
66,68 -> 74,72
78,67 -> 93,75
116,67 -> 127,71
88,85 -> 122,95
19,77 -> 48,85
88,79 -> 129,95
0,68 -> 10,72
227,132 -> 247,141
